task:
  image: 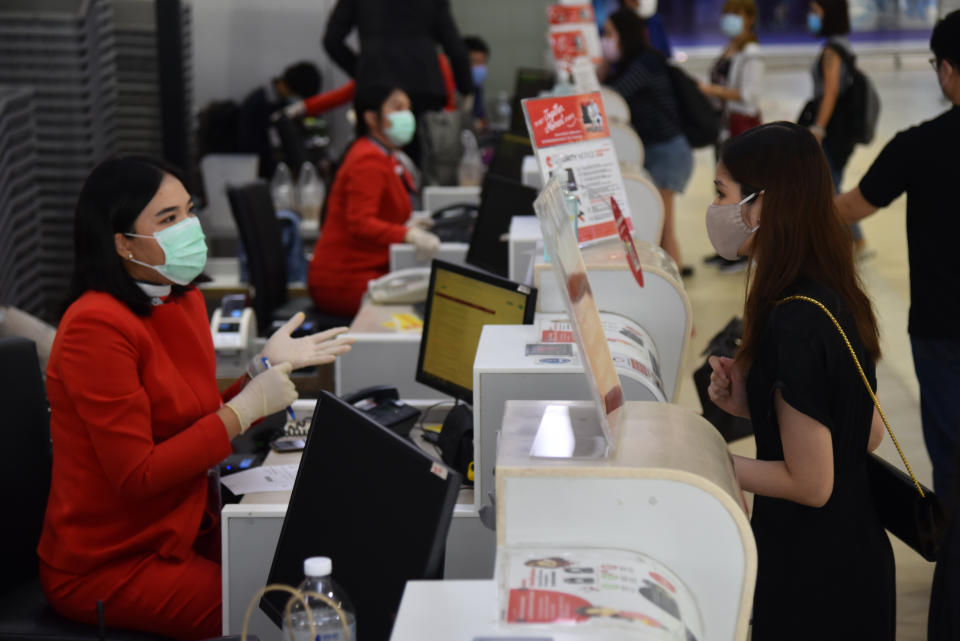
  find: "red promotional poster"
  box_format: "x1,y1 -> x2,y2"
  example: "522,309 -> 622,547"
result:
506,589 -> 592,624
547,3 -> 595,25
498,547 -> 703,638
612,196 -> 644,288
524,92 -> 609,149
549,29 -> 588,63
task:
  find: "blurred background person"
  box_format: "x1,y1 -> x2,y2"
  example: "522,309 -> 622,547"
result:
618,0 -> 672,58
307,87 -> 440,318
835,10 -> 960,508
801,0 -> 872,258
699,0 -> 765,273
600,8 -> 693,276
464,35 -> 491,132
238,61 -> 321,179
323,0 -> 472,165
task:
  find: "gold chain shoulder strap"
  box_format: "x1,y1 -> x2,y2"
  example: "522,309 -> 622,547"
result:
776,295 -> 925,497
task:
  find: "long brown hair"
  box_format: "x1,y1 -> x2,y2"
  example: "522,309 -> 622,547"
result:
723,122 -> 880,366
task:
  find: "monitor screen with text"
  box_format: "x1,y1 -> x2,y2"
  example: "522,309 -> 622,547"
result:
416,261 -> 537,403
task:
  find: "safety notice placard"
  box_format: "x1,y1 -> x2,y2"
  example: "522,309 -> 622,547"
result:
523,91 -> 634,244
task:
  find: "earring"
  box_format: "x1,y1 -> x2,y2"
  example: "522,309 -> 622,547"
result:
128,253 -> 133,260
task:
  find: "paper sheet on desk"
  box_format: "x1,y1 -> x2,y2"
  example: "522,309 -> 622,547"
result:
220,464 -> 298,495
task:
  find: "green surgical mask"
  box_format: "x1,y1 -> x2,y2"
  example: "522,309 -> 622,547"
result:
384,110 -> 416,147
126,216 -> 207,285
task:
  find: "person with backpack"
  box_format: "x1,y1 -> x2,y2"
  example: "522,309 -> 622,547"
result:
800,0 -> 872,258
600,8 -> 694,276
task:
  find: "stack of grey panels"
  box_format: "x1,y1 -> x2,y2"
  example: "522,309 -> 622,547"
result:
180,1 -> 195,159
0,87 -> 43,317
112,0 -> 162,156
0,0 -> 120,321
111,0 -> 194,158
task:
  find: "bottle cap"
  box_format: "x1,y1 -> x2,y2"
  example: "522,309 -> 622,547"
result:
304,556 -> 332,577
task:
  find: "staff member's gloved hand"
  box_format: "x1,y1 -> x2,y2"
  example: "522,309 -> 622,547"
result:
406,213 -> 434,230
250,312 -> 355,375
270,100 -> 307,123
225,362 -> 298,432
405,227 -> 441,261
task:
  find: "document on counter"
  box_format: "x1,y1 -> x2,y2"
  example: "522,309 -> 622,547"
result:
220,464 -> 299,495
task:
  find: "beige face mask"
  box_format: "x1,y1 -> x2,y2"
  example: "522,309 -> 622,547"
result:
705,191 -> 761,261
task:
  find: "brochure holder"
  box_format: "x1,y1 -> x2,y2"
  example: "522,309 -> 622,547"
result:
530,174 -> 625,458
494,400 -> 757,641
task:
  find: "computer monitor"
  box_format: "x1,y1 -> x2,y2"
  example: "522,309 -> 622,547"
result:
487,132 -> 533,182
415,260 -> 537,403
260,391 -> 461,641
466,173 -> 538,277
509,68 -> 556,134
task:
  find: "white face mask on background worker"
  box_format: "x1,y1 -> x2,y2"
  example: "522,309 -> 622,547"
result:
636,0 -> 658,19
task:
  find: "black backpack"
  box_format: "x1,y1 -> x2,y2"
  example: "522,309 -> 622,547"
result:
664,63 -> 721,148
798,43 -> 880,146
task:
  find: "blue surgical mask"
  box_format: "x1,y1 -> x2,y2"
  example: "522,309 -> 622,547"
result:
807,12 -> 822,34
384,110 -> 416,147
721,13 -> 745,38
471,64 -> 488,88
125,216 -> 207,285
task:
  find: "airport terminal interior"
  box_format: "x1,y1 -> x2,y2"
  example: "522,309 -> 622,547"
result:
1,0 -> 959,640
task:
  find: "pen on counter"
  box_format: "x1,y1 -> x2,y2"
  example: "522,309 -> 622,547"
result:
261,356 -> 297,421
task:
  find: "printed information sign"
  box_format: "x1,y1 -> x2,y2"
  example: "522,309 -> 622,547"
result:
523,92 -> 634,245
499,546 -> 704,641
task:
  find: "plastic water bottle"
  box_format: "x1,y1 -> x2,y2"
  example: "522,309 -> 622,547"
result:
270,161 -> 295,212
283,557 -> 356,641
457,130 -> 484,187
493,90 -> 512,131
297,162 -> 325,221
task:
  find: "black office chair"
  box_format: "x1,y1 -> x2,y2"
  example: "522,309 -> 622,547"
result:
226,181 -> 351,336
0,337 -> 170,640
0,338 -> 257,641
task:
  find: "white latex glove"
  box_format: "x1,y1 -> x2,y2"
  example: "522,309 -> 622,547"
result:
283,100 -> 307,119
270,100 -> 307,122
249,313 -> 355,376
405,227 -> 441,261
225,362 -> 298,432
406,212 -> 434,230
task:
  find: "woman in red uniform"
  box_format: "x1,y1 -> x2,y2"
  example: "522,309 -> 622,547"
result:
38,157 -> 352,640
307,86 -> 440,317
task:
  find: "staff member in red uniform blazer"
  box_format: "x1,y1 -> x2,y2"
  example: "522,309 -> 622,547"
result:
38,157 -> 353,640
307,86 -> 440,318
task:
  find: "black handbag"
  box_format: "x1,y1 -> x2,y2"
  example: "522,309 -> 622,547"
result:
778,295 -> 947,561
692,317 -> 753,442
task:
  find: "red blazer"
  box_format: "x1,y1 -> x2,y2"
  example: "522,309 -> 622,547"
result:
308,137 -> 413,316
38,288 -> 238,575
